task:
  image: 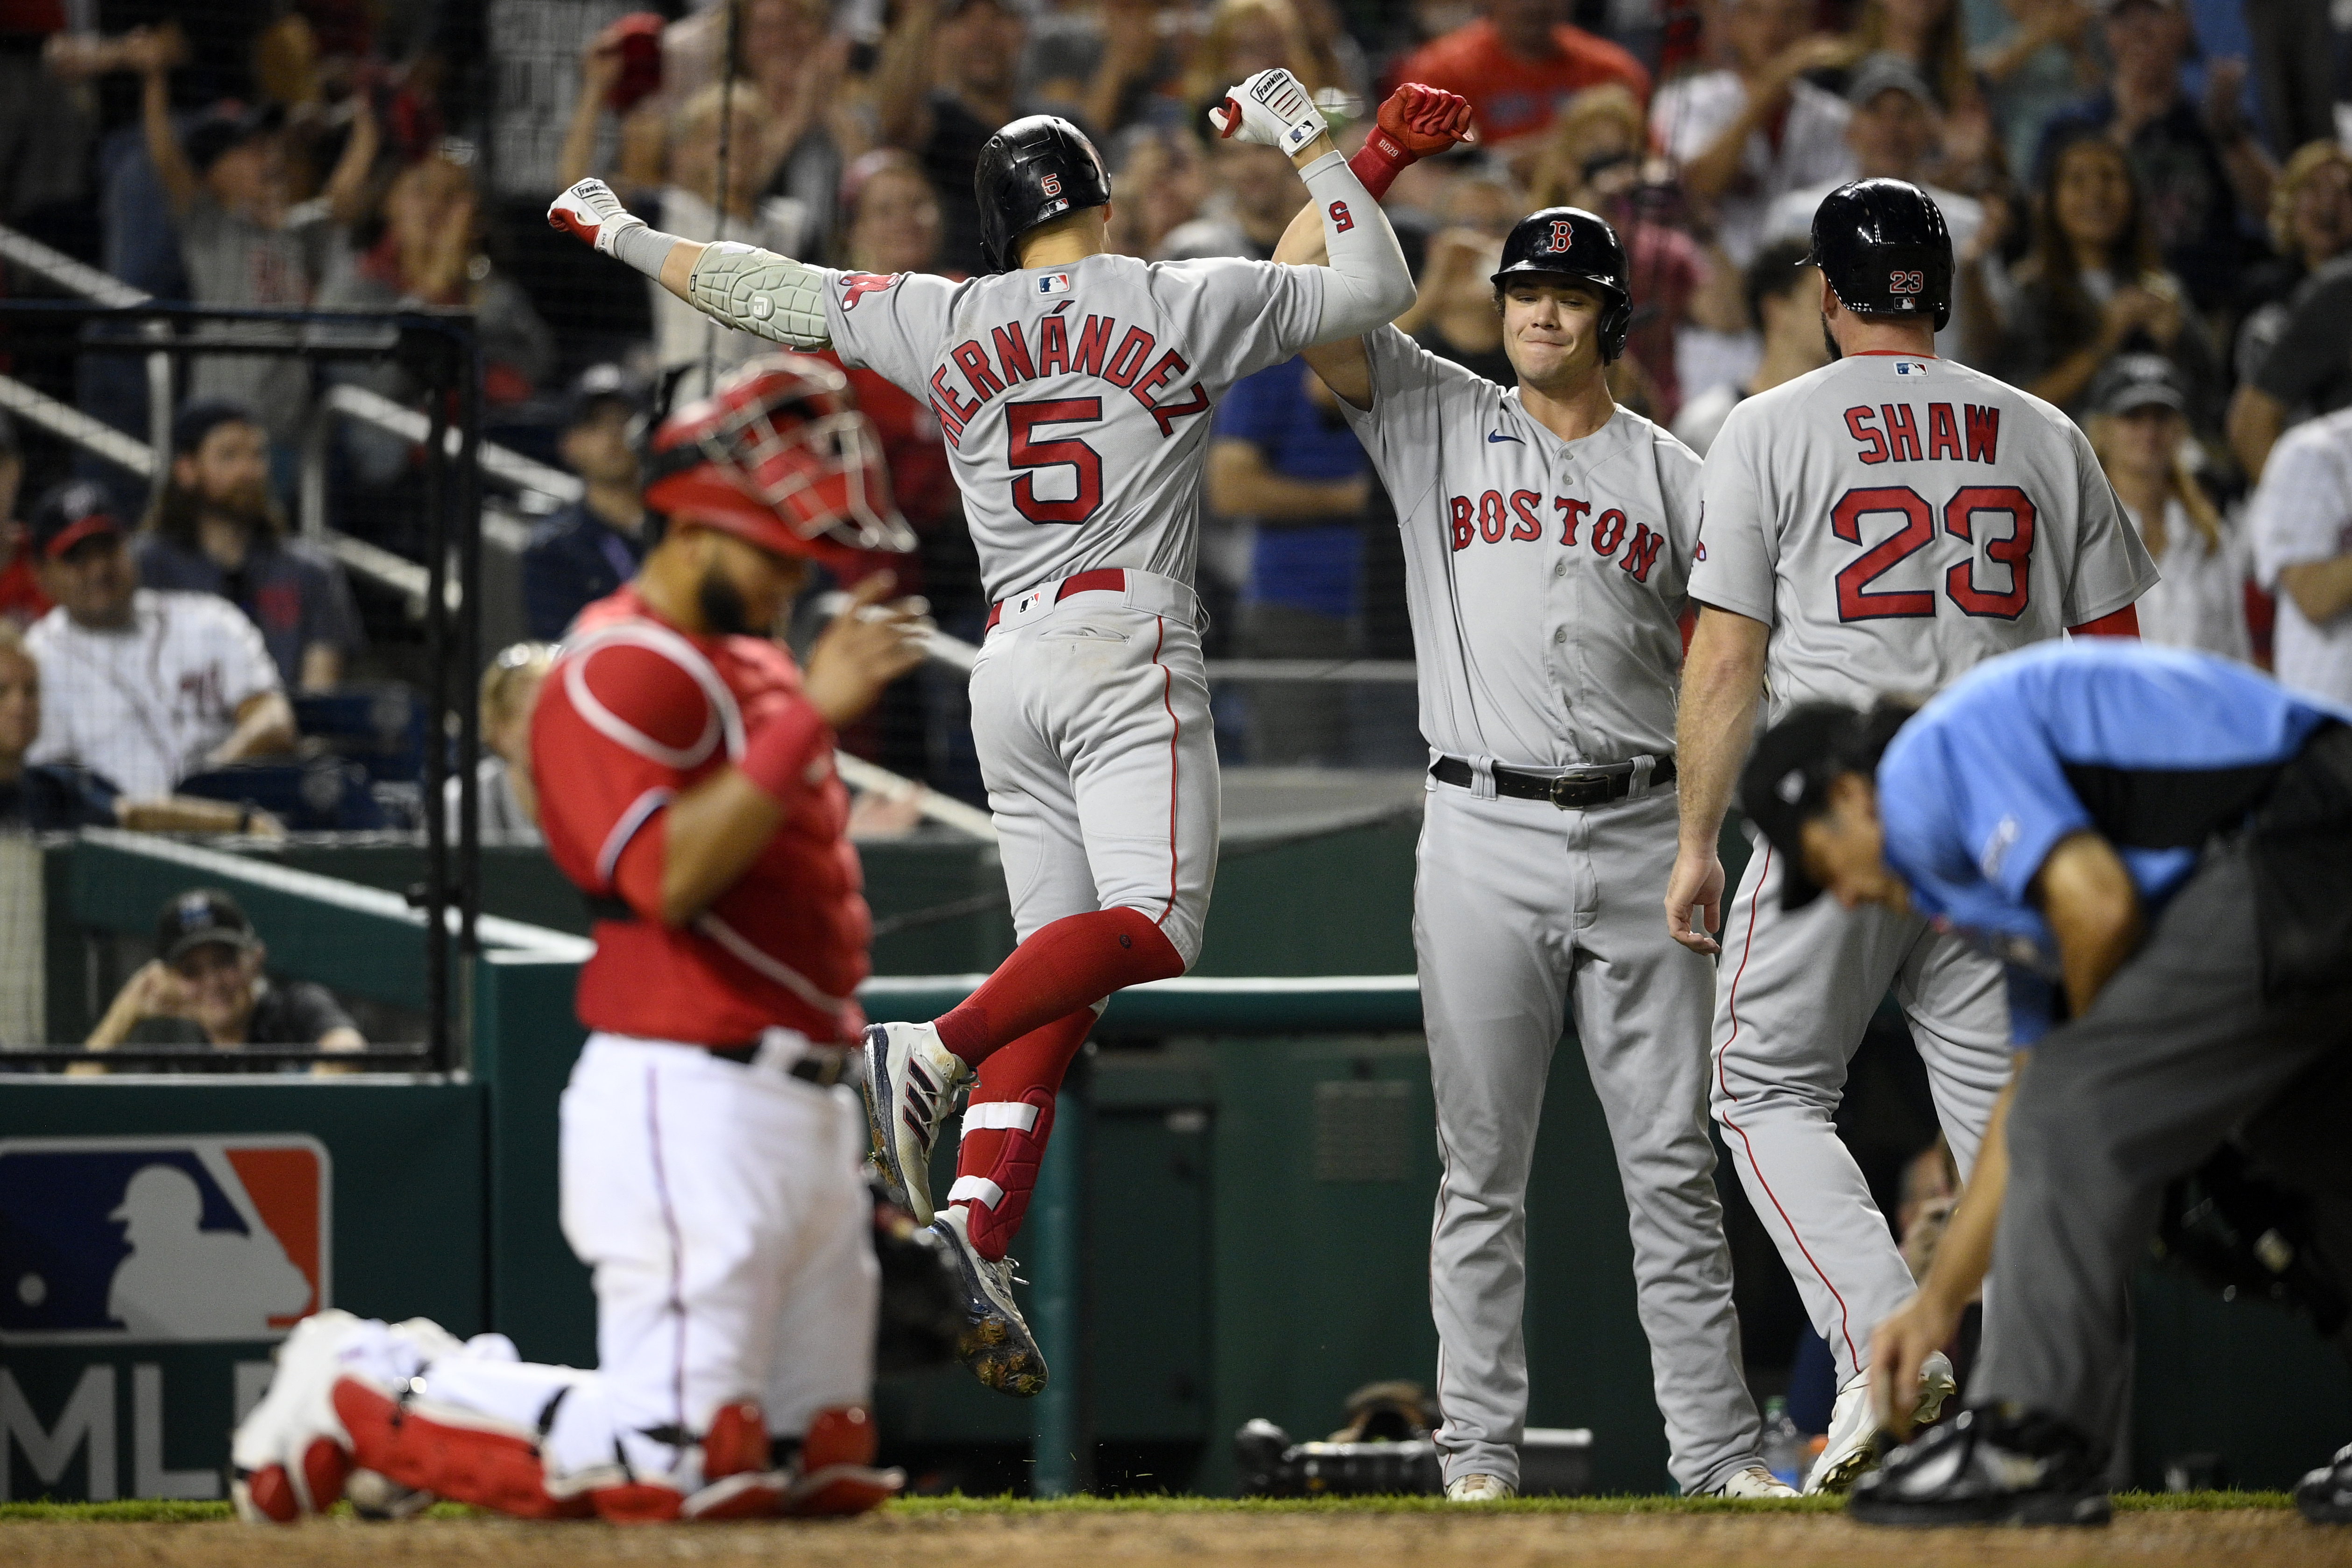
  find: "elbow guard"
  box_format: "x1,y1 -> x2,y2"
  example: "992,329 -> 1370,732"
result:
687,243 -> 833,349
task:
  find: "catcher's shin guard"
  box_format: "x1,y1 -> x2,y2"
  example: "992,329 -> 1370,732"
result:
332,1377 -> 589,1520
783,1405 -> 902,1516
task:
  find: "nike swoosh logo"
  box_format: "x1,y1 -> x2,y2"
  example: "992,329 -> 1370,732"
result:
1488,431 -> 1523,444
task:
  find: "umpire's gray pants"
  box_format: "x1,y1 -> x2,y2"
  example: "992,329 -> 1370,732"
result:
1418,775 -> 1761,1495
1976,836 -> 2352,1440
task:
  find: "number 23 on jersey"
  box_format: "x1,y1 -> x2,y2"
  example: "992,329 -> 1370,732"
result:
1832,400 -> 2033,623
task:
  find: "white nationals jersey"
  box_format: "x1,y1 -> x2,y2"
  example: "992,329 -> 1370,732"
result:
26,589 -> 282,798
1339,327 -> 1702,768
822,255 -> 1327,601
1691,353 -> 2157,722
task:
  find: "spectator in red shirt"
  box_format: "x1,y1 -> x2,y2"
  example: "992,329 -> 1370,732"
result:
1387,0 -> 1651,151
0,414 -> 51,629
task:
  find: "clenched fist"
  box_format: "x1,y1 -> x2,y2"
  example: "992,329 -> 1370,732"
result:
1351,82 -> 1476,198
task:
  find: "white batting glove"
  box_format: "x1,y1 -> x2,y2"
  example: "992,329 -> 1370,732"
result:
547,178 -> 645,256
1207,68 -> 1328,158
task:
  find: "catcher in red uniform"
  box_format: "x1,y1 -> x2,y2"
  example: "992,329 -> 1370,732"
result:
229,355 -> 934,1525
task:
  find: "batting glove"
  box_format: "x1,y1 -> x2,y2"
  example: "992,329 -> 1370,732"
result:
1349,83 -> 1476,199
548,178 -> 645,256
1207,68 -> 1329,158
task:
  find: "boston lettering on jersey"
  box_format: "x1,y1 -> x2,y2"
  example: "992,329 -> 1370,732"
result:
925,304 -> 1211,448
1844,402 -> 2001,465
1443,488 -> 1667,584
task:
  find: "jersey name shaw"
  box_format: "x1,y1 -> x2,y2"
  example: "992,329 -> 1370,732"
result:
925,302 -> 1210,448
1844,401 -> 2001,466
1445,487 -> 1669,584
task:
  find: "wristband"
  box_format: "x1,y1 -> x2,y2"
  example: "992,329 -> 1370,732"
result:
1348,127 -> 1413,200
739,703 -> 836,807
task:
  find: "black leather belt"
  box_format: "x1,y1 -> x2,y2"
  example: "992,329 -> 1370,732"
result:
1431,754 -> 1675,809
708,1041 -> 854,1086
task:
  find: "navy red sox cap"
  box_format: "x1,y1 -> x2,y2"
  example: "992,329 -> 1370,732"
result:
1804,178 -> 1953,332
1490,206 -> 1633,362
1739,699 -> 1919,911
974,115 -> 1112,274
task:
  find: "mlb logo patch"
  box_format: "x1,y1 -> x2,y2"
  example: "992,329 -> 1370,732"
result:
1035,272 -> 1073,297
0,1136 -> 330,1344
1893,360 -> 1931,377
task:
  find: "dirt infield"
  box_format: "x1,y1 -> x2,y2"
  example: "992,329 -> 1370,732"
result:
7,1498 -> 2351,1568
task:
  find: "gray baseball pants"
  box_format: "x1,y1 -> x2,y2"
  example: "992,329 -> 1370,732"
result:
1708,841 -> 2012,1387
1418,773 -> 1763,1496
1977,834 -> 2352,1440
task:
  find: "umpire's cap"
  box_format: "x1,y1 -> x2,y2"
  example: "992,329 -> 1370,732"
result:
1805,177 -> 1953,332
1739,700 -> 1918,911
974,115 -> 1112,274
1490,206 -> 1634,362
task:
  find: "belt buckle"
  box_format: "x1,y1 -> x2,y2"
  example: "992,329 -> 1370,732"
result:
1547,770 -> 1609,809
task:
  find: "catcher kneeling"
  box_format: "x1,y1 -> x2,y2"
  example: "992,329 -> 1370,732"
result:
232,356 -> 938,1524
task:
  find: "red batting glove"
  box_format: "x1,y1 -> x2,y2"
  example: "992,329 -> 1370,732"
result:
1349,83 -> 1477,200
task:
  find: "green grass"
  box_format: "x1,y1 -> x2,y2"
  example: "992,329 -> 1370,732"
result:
0,1490 -> 2296,1524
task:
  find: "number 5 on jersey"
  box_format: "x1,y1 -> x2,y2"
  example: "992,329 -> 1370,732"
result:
1008,397 -> 1104,525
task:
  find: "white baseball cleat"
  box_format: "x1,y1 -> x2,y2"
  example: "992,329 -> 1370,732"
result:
862,1021 -> 969,1225
1445,1473 -> 1516,1502
1716,1464 -> 1799,1498
231,1309 -> 366,1523
1805,1350 -> 1957,1495
932,1204 -> 1048,1397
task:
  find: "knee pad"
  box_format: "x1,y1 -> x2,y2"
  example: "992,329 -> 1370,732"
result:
952,1087 -> 1059,1261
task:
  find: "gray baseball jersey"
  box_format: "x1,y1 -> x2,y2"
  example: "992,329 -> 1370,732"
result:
1691,354 -> 2158,723
1338,326 -> 1700,768
1340,326 -> 1764,1495
822,256 -> 1328,601
1695,349 -> 2158,1412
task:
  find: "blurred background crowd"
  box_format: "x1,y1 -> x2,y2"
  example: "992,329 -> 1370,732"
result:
2,0 -> 2352,834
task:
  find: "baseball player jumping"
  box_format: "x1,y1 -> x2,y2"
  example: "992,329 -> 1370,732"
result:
1666,179 -> 2157,1492
1274,175 -> 1792,1496
229,356 -> 933,1524
550,72 -> 1422,1395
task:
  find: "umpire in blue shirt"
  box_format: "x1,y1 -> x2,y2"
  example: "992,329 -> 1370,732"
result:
1736,640 -> 2352,1528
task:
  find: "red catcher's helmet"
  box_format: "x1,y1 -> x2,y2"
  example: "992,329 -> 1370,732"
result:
642,354 -> 915,573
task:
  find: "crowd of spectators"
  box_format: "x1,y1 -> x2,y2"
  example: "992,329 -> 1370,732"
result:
0,0 -> 2350,794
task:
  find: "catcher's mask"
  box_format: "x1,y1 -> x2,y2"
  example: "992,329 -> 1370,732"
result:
642,354 -> 915,574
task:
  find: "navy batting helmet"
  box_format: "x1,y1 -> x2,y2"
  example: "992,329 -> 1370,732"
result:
1804,178 -> 1953,332
974,115 -> 1112,274
1489,206 -> 1633,362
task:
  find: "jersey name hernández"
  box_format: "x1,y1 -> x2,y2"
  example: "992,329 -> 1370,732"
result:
1689,353 -> 2158,721
821,255 -> 1330,603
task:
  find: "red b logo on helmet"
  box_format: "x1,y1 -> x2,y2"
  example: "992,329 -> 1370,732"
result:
1548,219 -> 1574,251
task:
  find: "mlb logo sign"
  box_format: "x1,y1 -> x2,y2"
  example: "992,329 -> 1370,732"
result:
0,1136 -> 330,1345
1893,360 -> 1931,377
1035,272 -> 1072,298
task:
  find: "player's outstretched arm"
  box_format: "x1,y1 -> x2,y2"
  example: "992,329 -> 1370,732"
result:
1210,71 -> 1417,353
548,178 -> 833,350
1666,605 -> 1771,954
1263,83 -> 1476,409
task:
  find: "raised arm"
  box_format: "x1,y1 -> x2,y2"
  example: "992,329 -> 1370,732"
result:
549,179 -> 832,349
1264,82 -> 1475,410
131,30 -> 199,214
